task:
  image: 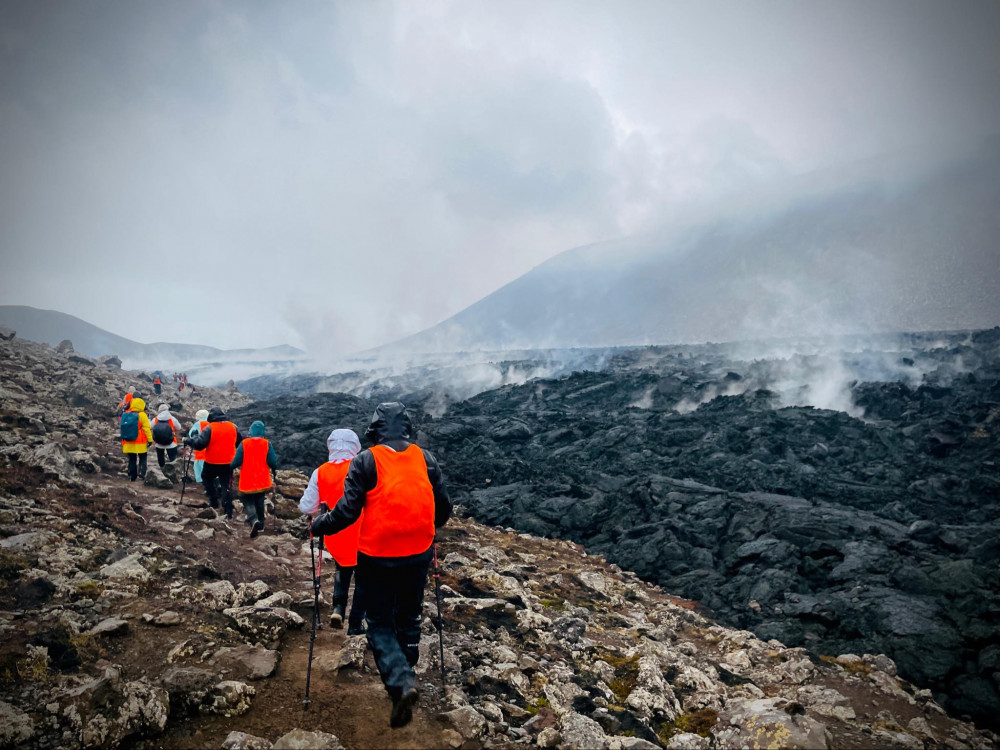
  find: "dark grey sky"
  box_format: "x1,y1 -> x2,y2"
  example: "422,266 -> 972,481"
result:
2,1 -> 998,354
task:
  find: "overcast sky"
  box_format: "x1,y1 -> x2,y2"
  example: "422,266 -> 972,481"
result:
2,1 -> 998,354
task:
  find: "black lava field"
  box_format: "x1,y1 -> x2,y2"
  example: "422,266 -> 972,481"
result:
233,328 -> 1000,726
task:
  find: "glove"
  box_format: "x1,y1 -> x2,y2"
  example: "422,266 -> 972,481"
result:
311,512 -> 331,537
183,437 -> 193,447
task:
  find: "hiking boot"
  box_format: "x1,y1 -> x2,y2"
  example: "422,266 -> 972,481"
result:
329,604 -> 345,628
390,685 -> 419,728
347,621 -> 366,636
250,520 -> 262,538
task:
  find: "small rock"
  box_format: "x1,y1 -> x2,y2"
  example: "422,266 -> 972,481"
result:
203,681 -> 255,717
665,733 -> 711,749
439,705 -> 488,740
0,700 -> 34,746
153,611 -> 183,626
194,527 -> 215,540
537,726 -> 561,748
87,617 -> 130,637
441,729 -> 463,748
272,729 -> 345,749
222,731 -> 272,749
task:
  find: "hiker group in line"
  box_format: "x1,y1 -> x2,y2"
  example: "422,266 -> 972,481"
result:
117,388 -> 277,537
115,388 -> 452,727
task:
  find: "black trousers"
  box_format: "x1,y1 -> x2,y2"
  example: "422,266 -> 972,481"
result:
356,553 -> 430,700
126,453 -> 147,481
155,446 -> 178,468
201,463 -> 234,517
240,491 -> 266,526
332,564 -> 366,627
153,383 -> 162,394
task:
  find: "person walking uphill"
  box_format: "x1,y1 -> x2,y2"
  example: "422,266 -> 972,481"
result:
311,403 -> 451,728
232,421 -> 279,538
152,372 -> 162,395
120,397 -> 153,481
188,409 -> 210,488
151,404 -> 183,468
184,407 -> 243,519
300,429 -> 366,634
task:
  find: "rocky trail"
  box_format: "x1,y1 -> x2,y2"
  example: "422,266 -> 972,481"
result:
1,331 -> 998,749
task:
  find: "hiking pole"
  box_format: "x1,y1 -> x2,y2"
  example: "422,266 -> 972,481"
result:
432,541 -> 446,690
303,523 -> 324,710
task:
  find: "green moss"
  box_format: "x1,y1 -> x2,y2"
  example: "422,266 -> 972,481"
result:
597,651 -> 641,704
0,549 -> 28,579
539,597 -> 568,610
524,697 -> 549,716
74,580 -> 104,599
656,708 -> 719,743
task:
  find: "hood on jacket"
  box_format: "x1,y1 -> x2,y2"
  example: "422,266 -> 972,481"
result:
326,428 -> 361,462
129,398 -> 146,412
195,409 -> 209,422
208,407 -> 226,422
250,421 -> 266,437
156,410 -> 173,422
157,403 -> 169,414
364,402 -> 412,444
127,387 -> 135,395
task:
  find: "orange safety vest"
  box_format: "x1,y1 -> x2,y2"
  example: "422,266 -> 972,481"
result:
193,421 -> 209,460
357,444 -> 434,558
317,460 -> 362,567
238,437 -> 272,493
204,421 -> 238,465
153,374 -> 161,384
123,393 -> 133,409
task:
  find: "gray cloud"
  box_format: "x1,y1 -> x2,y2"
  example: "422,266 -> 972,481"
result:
2,0 -> 998,354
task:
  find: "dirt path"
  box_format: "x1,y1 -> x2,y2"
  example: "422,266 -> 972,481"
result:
19,462 -> 452,749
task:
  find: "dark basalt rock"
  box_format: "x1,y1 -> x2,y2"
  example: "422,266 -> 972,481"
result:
253,329 -> 1000,727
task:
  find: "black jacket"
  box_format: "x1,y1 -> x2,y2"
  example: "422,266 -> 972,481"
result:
184,407 -> 244,462
312,403 -> 451,564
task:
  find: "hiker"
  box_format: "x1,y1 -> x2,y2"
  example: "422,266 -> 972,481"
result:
299,428 -> 366,634
311,402 -> 451,728
188,409 -> 210,488
151,403 -> 183,468
184,406 -> 242,519
115,387 -> 135,422
120,397 -> 153,482
231,420 -> 279,538
152,372 -> 163,395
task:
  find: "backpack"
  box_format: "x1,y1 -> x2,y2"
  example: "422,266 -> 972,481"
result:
120,412 -> 140,441
152,419 -> 175,446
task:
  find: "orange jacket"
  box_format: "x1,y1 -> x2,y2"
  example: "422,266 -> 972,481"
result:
357,444 -> 435,558
317,461 -> 362,567
193,420 -> 209,460
204,421 -> 238,465
238,437 -> 273,493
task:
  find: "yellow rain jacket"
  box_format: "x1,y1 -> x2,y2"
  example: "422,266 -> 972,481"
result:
122,398 -> 153,454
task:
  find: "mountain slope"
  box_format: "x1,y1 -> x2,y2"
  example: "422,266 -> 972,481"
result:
393,137 -> 1000,353
0,305 -> 304,368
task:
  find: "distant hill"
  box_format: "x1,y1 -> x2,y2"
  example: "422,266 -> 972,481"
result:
0,306 -> 304,370
389,136 -> 1000,353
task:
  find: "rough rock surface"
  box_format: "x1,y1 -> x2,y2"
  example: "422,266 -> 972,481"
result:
1,329 -> 998,749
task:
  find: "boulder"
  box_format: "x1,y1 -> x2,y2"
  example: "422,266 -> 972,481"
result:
144,464 -> 173,489
437,705 -> 487,740
203,681 -> 255,717
22,442 -> 80,481
272,729 -> 345,749
212,645 -> 279,680
100,552 -> 150,582
713,698 -> 829,749
57,669 -> 169,747
99,354 -> 123,368
56,339 -> 74,353
0,325 -> 15,341
202,580 -> 239,610
223,605 -> 305,642
559,712 -> 609,749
